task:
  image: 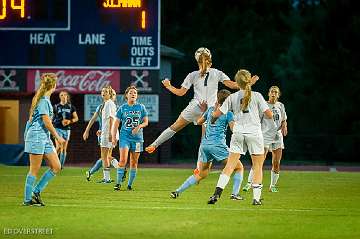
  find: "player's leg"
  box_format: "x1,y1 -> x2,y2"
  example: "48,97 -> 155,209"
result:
86,158 -> 103,181
231,160 -> 244,200
100,147 -> 112,183
32,150 -> 61,206
127,149 -> 140,190
269,147 -> 282,192
23,153 -> 43,206
114,146 -> 130,190
250,154 -> 265,205
59,139 -> 69,168
171,161 -> 211,199
145,115 -> 190,153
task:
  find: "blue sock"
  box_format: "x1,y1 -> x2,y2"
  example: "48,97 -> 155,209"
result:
127,169 -> 137,187
33,169 -> 56,194
24,173 -> 36,202
176,175 -> 197,193
116,168 -> 125,184
89,159 -> 102,175
232,172 -> 243,195
60,153 -> 67,167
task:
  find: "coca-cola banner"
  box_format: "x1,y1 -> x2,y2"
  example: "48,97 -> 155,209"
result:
27,70 -> 120,94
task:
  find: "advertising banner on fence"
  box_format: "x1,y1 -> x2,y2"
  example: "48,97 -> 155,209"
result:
84,94 -> 159,122
27,70 -> 120,93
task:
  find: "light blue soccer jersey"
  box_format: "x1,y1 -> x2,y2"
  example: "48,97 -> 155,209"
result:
201,106 -> 234,146
26,96 -> 54,134
24,96 -> 55,154
116,103 -> 148,142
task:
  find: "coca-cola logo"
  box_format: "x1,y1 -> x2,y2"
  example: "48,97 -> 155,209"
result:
31,70 -> 120,93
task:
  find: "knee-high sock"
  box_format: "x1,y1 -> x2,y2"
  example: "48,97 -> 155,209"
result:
24,173 -> 36,202
252,183 -> 263,201
232,172 -> 243,195
116,167 -> 125,184
270,170 -> 279,186
176,175 -> 197,193
216,174 -> 230,189
111,158 -> 119,169
89,159 -> 102,175
59,153 -> 67,167
33,169 -> 56,194
103,167 -> 110,181
247,168 -> 254,183
127,169 -> 137,187
151,127 -> 176,147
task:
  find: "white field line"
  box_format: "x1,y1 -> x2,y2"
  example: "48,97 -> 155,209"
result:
48,203 -> 356,213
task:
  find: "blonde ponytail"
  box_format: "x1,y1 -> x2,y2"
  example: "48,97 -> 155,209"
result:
29,73 -> 57,121
235,69 -> 252,111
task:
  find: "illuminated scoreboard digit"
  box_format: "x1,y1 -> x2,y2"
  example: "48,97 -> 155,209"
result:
0,0 -> 160,69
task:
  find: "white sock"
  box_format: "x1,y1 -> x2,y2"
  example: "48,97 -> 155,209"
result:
103,168 -> 110,181
111,158 -> 119,168
252,183 -> 263,201
270,170 -> 279,187
247,168 -> 254,184
216,174 -> 230,189
152,127 -> 176,147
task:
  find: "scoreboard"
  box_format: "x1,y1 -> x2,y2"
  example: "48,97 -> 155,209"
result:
0,0 -> 160,69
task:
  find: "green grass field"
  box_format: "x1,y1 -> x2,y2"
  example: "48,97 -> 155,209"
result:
1,165 -> 360,239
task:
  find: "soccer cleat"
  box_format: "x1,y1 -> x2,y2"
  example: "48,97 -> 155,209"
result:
242,183 -> 251,192
22,199 -> 37,206
32,192 -> 45,206
97,179 -> 114,183
86,171 -> 91,181
122,168 -> 127,182
114,184 -> 121,191
170,191 -> 179,199
269,186 -> 279,193
145,145 -> 156,154
127,185 -> 133,191
252,199 -> 262,206
230,194 -> 244,200
207,195 -> 219,204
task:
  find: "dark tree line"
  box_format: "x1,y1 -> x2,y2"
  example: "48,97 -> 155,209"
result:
161,0 -> 360,163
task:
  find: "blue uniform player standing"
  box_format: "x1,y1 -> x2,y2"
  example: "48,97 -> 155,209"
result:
111,86 -> 149,191
170,89 -> 244,200
52,90 -> 78,167
23,73 -> 65,206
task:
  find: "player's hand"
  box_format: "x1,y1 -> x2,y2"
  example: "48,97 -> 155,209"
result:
96,130 -> 101,136
111,136 -> 117,146
162,78 -> 171,89
282,125 -> 288,137
251,75 -> 259,85
132,125 -> 141,135
83,131 -> 89,141
62,119 -> 71,126
198,100 -> 208,113
57,136 -> 66,145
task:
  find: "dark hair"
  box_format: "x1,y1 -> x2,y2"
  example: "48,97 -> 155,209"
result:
217,89 -> 231,105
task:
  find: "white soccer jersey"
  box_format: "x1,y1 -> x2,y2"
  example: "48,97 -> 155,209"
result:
262,101 -> 287,141
101,99 -> 117,138
220,90 -> 269,134
181,68 -> 230,107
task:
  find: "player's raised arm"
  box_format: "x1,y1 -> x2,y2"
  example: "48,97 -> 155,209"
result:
162,78 -> 188,96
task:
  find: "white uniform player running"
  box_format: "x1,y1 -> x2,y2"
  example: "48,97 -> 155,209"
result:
207,69 -> 274,206
243,86 -> 288,193
145,47 -> 241,154
100,86 -> 119,183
